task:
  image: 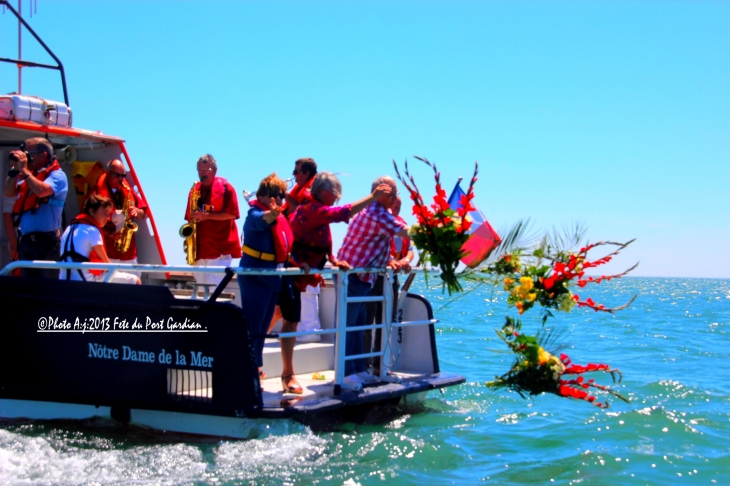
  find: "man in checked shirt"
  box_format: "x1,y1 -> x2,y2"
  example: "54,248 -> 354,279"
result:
336,175 -> 411,383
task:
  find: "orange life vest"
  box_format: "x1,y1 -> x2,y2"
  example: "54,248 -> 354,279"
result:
251,200 -> 293,263
12,160 -> 62,221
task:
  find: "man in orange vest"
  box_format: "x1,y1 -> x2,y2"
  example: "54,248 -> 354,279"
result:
88,159 -> 148,266
4,137 -> 68,278
184,154 -> 242,286
285,157 -> 317,215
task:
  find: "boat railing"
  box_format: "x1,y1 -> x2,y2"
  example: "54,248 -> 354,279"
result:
0,261 -> 437,393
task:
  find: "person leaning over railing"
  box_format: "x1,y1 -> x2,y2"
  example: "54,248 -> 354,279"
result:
277,172 -> 393,393
365,194 -> 415,374
238,173 -> 309,386
59,194 -> 140,284
336,175 -> 411,384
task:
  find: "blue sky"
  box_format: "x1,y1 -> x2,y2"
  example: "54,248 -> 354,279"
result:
2,1 -> 728,277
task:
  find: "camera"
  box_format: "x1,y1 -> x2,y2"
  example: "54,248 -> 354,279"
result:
7,150 -> 28,177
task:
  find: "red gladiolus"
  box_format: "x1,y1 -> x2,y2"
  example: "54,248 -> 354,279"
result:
543,275 -> 558,290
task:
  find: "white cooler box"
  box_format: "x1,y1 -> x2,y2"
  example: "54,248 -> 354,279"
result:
0,95 -> 72,127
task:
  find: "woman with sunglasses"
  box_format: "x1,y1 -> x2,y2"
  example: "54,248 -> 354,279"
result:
238,173 -> 308,389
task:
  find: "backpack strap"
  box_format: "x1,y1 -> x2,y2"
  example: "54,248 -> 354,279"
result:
60,223 -> 90,281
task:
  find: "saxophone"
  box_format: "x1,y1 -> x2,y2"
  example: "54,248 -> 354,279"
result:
115,190 -> 139,253
180,183 -> 199,265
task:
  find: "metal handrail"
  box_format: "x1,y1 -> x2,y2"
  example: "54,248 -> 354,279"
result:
0,261 -> 438,392
0,0 -> 70,106
0,260 -> 419,277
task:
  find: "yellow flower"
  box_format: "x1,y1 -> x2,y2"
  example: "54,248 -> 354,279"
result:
515,302 -> 525,314
519,276 -> 534,291
526,292 -> 537,302
537,347 -> 551,366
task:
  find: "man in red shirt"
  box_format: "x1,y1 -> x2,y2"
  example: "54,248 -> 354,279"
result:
184,154 -> 242,285
89,159 -> 148,266
285,157 -> 317,214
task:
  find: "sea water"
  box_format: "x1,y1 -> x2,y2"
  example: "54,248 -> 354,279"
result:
0,277 -> 728,484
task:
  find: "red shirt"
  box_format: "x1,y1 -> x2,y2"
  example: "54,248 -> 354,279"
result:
337,202 -> 407,285
290,201 -> 352,268
89,173 -> 149,261
391,215 -> 412,259
184,178 -> 242,260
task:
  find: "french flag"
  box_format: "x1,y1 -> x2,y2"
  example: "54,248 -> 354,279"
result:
447,181 -> 501,268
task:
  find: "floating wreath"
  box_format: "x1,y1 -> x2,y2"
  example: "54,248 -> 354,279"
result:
487,317 -> 630,408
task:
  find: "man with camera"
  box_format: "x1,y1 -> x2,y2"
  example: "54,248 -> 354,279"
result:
4,137 -> 68,278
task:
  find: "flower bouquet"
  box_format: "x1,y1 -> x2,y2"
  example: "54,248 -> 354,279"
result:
488,240 -> 638,324
393,156 -> 478,294
486,317 -> 630,408
486,239 -> 637,407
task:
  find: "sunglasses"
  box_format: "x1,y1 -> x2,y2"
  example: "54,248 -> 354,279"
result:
292,169 -> 302,175
111,172 -> 128,179
270,192 -> 286,199
25,150 -> 46,159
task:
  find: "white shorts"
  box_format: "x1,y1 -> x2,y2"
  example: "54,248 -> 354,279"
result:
93,271 -> 139,285
194,254 -> 232,285
110,257 -> 140,278
297,284 -> 321,343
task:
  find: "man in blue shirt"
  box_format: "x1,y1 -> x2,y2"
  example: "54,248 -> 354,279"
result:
4,137 -> 68,278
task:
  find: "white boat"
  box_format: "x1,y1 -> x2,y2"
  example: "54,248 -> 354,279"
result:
0,2 -> 464,439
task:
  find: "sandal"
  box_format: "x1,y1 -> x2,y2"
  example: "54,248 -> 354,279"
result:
281,374 -> 303,395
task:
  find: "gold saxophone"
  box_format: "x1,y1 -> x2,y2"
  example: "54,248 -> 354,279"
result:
115,190 -> 139,253
180,182 -> 199,265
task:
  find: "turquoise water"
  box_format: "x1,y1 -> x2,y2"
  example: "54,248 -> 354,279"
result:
1,277 -> 728,484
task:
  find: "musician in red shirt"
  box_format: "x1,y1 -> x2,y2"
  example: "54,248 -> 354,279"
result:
88,159 -> 148,265
184,154 -> 242,285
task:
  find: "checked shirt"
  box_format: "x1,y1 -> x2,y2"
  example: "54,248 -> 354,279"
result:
337,202 -> 407,285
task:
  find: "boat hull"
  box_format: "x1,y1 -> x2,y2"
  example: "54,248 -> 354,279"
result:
0,372 -> 463,439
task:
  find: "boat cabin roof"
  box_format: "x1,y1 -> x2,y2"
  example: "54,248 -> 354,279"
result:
0,118 -> 124,148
